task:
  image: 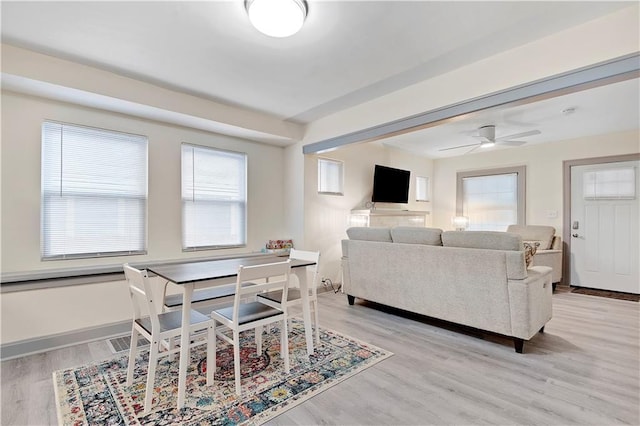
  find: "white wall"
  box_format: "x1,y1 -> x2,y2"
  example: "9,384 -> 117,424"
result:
1,281 -> 132,344
284,141 -> 306,249
303,143 -> 433,283
1,91 -> 289,344
431,130 -> 640,237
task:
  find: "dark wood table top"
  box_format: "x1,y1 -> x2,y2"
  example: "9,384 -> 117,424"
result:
146,255 -> 314,285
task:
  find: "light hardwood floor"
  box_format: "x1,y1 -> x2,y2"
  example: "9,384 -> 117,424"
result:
2,289 -> 639,425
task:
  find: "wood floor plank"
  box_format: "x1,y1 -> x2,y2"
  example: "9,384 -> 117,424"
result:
1,290 -> 638,425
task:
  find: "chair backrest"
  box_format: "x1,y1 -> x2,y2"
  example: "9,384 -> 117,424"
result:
289,249 -> 321,297
123,264 -> 160,331
506,224 -> 556,250
232,260 -> 292,321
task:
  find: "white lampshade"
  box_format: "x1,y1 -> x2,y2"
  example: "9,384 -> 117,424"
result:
451,216 -> 470,230
246,0 -> 308,38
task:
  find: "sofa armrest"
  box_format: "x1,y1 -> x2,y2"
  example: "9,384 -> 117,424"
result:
507,266 -> 553,340
550,235 -> 562,250
532,249 -> 562,283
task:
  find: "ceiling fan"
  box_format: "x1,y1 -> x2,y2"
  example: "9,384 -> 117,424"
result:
439,125 -> 541,154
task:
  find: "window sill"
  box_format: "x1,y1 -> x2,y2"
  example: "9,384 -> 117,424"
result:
1,251 -> 271,293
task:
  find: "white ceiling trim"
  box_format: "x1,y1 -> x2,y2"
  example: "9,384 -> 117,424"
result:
1,73 -> 296,146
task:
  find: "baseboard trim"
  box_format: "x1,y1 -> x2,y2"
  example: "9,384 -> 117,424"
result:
0,320 -> 131,361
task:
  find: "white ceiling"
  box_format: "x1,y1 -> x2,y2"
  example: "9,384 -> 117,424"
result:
1,1 -> 638,155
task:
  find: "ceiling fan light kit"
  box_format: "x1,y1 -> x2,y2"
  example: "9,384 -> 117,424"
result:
245,0 -> 308,38
439,125 -> 541,155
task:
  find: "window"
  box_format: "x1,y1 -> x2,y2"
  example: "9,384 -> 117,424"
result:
318,158 -> 343,195
416,176 -> 430,201
41,121 -> 147,259
182,144 -> 247,250
583,167 -> 636,199
456,166 -> 525,231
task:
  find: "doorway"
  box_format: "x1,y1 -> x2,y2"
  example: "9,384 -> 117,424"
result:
564,154 -> 640,294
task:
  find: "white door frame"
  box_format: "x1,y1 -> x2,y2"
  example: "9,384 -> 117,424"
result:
562,153 -> 640,287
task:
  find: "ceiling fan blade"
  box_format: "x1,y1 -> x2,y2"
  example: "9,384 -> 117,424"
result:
472,136 -> 492,143
496,140 -> 527,146
495,129 -> 541,141
439,142 -> 480,152
466,144 -> 481,155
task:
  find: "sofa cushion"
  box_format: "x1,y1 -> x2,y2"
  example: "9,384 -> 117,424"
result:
439,231 -> 527,280
442,231 -> 522,251
507,225 -> 556,250
391,227 -> 443,246
346,227 -> 392,242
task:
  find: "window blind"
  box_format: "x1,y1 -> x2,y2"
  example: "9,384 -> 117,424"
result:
416,176 -> 430,201
182,144 -> 247,249
318,158 -> 343,194
462,173 -> 518,231
41,121 -> 148,259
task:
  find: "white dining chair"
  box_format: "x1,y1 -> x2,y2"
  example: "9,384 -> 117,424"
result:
123,264 -> 215,414
210,260 -> 292,396
257,249 -> 321,346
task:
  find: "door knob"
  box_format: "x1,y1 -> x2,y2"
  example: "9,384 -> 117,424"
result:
572,233 -> 579,238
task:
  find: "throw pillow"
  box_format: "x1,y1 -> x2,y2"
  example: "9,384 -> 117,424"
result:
523,241 -> 540,268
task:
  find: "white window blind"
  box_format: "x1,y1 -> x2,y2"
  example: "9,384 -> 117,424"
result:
41,121 -> 148,259
416,176 -> 430,201
583,167 -> 636,199
462,173 -> 518,231
318,158 -> 343,195
182,144 -> 247,249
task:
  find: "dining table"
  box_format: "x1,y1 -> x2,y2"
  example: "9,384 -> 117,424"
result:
146,254 -> 316,410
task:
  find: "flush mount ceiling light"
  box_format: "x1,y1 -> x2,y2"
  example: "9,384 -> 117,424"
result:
245,0 -> 308,38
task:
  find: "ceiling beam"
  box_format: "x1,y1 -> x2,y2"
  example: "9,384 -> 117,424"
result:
303,52 -> 640,154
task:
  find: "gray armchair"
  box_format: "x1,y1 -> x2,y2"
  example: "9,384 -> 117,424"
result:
507,225 -> 563,289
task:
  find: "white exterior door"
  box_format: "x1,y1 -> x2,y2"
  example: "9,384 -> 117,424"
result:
570,160 -> 640,294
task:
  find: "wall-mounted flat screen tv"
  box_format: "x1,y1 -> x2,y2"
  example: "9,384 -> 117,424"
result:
372,164 -> 410,203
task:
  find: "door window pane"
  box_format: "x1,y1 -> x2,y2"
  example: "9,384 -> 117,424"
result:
583,167 -> 635,199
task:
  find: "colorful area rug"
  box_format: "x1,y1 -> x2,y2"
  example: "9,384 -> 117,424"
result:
571,286 -> 639,302
53,319 -> 392,425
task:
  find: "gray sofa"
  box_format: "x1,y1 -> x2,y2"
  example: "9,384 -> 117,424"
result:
341,226 -> 553,353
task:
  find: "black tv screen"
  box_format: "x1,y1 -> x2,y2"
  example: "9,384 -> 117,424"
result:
372,165 -> 410,203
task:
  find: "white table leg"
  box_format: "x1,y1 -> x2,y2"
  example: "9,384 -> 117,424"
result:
296,269 -> 314,356
177,284 -> 193,410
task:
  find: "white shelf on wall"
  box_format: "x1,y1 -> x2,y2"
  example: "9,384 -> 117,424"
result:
349,209 -> 430,228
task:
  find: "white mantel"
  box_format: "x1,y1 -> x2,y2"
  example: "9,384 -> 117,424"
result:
349,209 -> 430,228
